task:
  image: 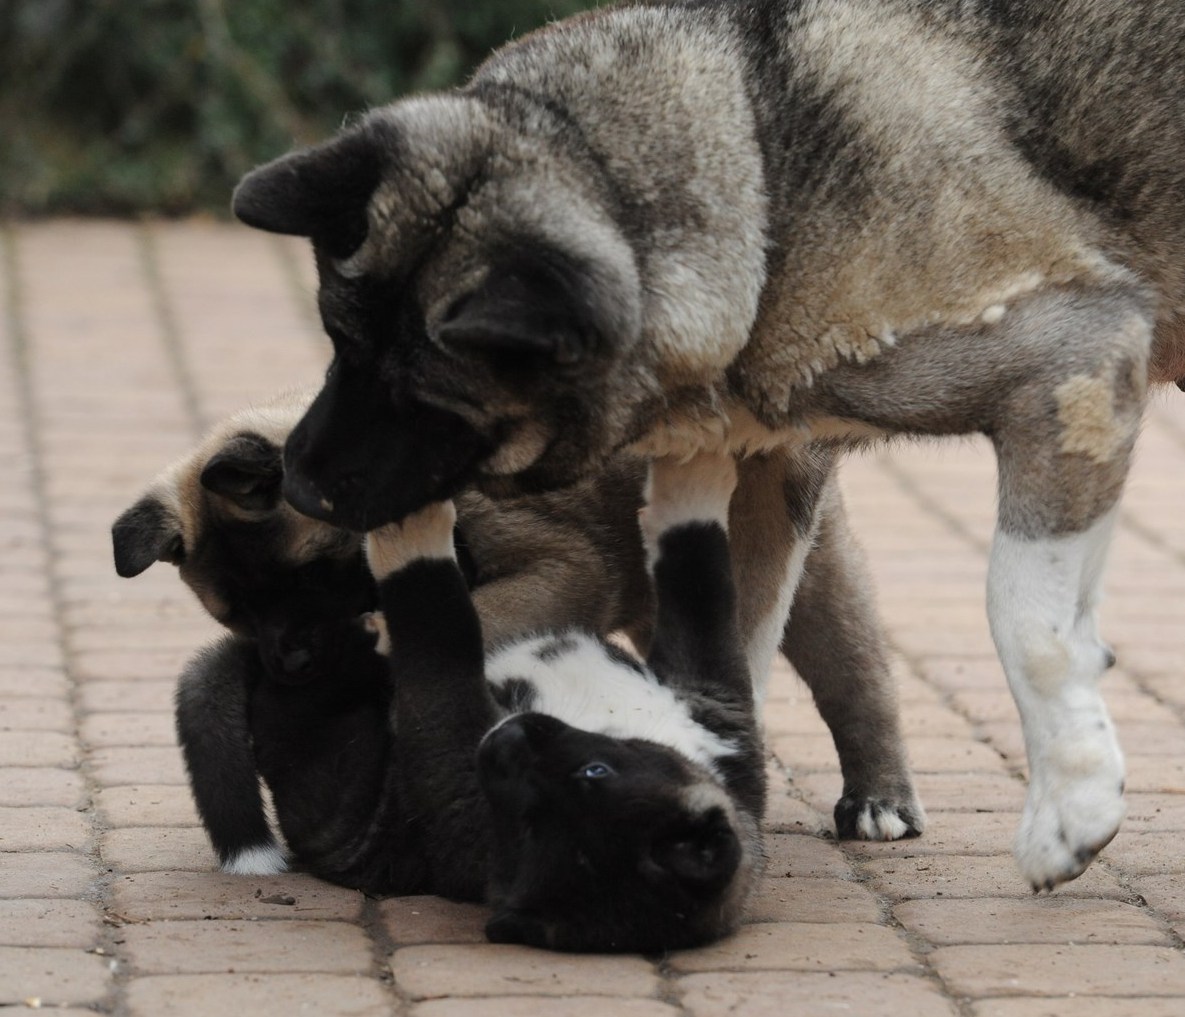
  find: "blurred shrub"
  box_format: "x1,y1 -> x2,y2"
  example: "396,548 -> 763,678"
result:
0,0 -> 598,215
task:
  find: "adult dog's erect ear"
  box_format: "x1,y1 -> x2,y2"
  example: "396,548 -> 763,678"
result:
199,433 -> 284,513
231,124 -> 390,258
434,258 -> 594,366
112,498 -> 184,578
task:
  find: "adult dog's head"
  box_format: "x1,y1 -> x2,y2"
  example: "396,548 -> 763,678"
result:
231,96 -> 660,531
111,391 -> 376,683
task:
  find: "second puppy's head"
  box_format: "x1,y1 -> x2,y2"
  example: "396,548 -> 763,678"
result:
112,390 -> 376,683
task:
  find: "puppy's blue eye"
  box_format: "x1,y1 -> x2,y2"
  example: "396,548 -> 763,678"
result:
576,762 -> 615,780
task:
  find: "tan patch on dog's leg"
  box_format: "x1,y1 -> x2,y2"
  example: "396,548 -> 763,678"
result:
1054,374 -> 1124,464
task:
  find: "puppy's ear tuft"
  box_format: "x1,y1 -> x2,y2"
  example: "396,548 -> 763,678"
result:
231,124 -> 389,259
112,498 -> 184,577
200,432 -> 283,512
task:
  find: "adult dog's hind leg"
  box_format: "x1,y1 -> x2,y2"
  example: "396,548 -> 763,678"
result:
988,295 -> 1151,890
782,480 -> 924,841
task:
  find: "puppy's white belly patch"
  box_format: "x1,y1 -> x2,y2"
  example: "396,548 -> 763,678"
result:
487,632 -> 736,774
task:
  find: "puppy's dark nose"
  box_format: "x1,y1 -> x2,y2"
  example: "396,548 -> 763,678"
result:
282,470 -> 335,522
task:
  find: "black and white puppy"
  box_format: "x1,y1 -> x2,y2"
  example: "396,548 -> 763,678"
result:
178,453 -> 765,951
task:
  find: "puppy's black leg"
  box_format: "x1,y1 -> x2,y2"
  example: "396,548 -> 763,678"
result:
641,455 -> 763,814
175,636 -> 286,874
782,483 -> 924,840
367,502 -> 499,901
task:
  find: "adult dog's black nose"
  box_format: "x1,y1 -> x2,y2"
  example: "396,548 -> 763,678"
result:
281,469 -> 335,522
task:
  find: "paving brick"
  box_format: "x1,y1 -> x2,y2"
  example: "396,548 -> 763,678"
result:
1125,793 -> 1185,832
0,666 -> 68,699
1123,755 -> 1185,794
0,900 -> 103,948
108,871 -> 365,922
380,896 -> 490,945
0,731 -> 80,767
765,834 -> 855,879
0,697 -> 74,732
79,712 -> 177,748
762,786 -> 829,835
894,898 -> 1173,946
90,746 -> 188,787
844,811 -> 1018,859
94,784 -> 198,827
413,1000 -> 682,1017
863,853 -> 1128,900
0,946 -> 112,1006
970,998 -> 1185,1017
0,766 -> 86,807
930,944 -> 1185,997
1131,874 -> 1185,922
795,772 -> 1027,815
121,919 -> 372,974
0,806 -> 92,851
747,878 -> 883,925
667,922 -> 917,974
125,973 -> 390,1016
0,852 -> 98,899
101,825 -> 216,872
1100,830 -> 1185,875
76,680 -> 176,714
677,971 -> 958,1017
389,945 -> 659,999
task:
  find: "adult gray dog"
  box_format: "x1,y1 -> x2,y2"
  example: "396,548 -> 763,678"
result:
231,0 -> 1185,891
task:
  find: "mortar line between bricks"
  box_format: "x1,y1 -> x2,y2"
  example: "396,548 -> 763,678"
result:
358,895 -> 411,1013
832,843 -> 979,1017
2,222 -> 126,1015
872,448 -> 992,557
135,221 -> 208,437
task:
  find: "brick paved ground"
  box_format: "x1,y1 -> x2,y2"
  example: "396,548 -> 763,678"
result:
1,218 -> 1183,1015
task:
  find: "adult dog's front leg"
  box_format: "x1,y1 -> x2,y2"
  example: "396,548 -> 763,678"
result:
988,291 -> 1151,890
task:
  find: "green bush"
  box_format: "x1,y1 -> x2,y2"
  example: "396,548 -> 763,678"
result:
0,0 -> 598,215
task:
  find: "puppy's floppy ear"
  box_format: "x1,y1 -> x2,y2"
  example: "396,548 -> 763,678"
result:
648,807 -> 741,889
231,122 -> 390,259
434,256 -> 593,366
112,498 -> 184,578
200,432 -> 283,512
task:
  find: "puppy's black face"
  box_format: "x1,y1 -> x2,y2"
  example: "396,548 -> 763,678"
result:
181,518 -> 377,685
478,713 -> 747,953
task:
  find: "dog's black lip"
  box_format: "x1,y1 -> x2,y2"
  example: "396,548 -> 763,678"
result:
281,472 -> 336,523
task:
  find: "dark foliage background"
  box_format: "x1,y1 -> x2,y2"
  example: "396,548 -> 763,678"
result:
1,0 -> 599,215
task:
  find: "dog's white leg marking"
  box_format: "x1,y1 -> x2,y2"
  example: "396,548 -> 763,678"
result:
745,535 -> 813,706
987,507 -> 1125,890
639,452 -> 738,561
222,841 -> 288,876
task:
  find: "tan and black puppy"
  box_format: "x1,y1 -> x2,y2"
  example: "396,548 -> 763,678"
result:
230,0 -> 1185,890
112,390 -> 923,874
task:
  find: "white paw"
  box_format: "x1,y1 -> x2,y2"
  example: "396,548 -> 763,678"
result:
221,842 -> 288,876
365,500 -> 457,580
835,793 -> 925,841
362,611 -> 391,656
1014,734 -> 1126,891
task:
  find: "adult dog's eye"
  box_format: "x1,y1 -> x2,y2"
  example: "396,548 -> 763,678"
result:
575,762 -> 615,780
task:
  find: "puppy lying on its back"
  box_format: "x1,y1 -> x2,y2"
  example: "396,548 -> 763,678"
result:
112,390 -> 926,846
172,452 -> 766,952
